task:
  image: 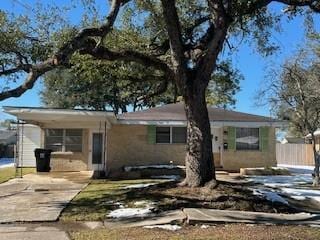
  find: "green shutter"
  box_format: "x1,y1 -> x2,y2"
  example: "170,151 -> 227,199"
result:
147,125 -> 156,144
259,127 -> 269,152
227,126 -> 236,150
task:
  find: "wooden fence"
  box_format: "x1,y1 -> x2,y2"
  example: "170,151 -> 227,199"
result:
276,143 -> 314,166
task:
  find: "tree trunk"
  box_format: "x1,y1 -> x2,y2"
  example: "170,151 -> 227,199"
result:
312,134 -> 320,186
181,79 -> 216,187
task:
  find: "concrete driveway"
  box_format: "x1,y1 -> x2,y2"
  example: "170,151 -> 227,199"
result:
0,171 -> 92,223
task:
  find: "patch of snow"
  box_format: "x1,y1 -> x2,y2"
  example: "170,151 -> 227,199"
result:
103,201 -> 124,208
277,164 -> 314,174
124,165 -> 185,172
133,200 -> 156,207
248,174 -> 313,187
252,189 -> 289,205
281,188 -> 320,203
291,196 -> 307,201
0,163 -> 14,169
0,158 -> 14,169
107,208 -> 152,219
200,225 -> 210,229
310,224 -> 320,228
122,183 -> 158,189
144,224 -> 182,231
150,175 -> 181,180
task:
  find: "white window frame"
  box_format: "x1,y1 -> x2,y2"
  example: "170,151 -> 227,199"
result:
45,129 -> 83,153
235,127 -> 260,151
156,126 -> 187,144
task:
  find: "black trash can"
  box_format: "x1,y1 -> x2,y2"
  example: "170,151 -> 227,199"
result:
34,148 -> 52,172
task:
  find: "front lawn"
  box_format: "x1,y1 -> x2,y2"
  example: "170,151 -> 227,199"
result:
60,179 -> 165,221
0,167 -> 36,184
70,224 -> 320,240
61,177 -> 298,222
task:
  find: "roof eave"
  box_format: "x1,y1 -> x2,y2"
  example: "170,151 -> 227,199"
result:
3,106 -> 117,123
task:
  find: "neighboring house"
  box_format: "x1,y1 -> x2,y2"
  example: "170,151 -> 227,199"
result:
3,103 -> 283,174
0,129 -> 16,158
306,129 -> 320,151
280,137 -> 306,144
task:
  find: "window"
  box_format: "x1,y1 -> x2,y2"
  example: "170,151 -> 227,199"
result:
65,129 -> 83,152
45,129 -> 83,152
172,127 -> 187,143
156,127 -> 187,144
156,127 -> 170,143
45,129 -> 63,152
236,128 -> 259,150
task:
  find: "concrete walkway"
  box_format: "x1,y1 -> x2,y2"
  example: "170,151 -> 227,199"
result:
0,171 -> 91,223
0,225 -> 69,240
105,208 -> 320,228
184,208 -> 320,226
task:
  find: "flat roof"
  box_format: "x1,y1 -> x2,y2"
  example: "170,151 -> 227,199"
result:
3,106 -> 116,123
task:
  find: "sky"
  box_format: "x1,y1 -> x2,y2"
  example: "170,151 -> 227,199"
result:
0,0 -> 319,121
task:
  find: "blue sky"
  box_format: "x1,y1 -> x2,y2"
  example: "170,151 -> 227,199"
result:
0,0 -> 319,121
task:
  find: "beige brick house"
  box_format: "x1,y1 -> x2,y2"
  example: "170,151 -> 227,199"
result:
4,103 -> 284,174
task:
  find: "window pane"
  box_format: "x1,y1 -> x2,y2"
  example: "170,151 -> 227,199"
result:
236,128 -> 259,150
45,136 -> 63,145
45,129 -> 63,152
156,127 -> 170,143
45,144 -> 62,152
66,129 -> 82,136
46,129 -> 63,137
172,127 -> 187,143
65,129 -> 82,152
65,136 -> 82,145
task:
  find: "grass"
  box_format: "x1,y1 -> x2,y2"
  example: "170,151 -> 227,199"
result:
0,167 -> 36,184
61,176 -> 299,223
60,179 -> 164,221
70,224 -> 320,240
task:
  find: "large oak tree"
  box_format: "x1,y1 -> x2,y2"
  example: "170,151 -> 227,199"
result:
0,0 -> 319,187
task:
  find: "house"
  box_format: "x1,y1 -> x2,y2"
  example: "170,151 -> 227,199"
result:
280,137 -> 306,144
3,103 -> 284,175
306,129 -> 320,151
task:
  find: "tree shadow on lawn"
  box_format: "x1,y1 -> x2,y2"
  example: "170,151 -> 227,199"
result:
60,179 -> 165,221
61,179 -> 302,222
136,181 -> 299,214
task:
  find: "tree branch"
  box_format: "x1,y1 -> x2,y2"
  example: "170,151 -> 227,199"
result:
0,59 -> 55,101
80,44 -> 172,74
0,0 -> 128,101
160,0 -> 189,90
195,0 -> 231,82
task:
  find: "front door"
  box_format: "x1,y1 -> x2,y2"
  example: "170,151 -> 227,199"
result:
92,133 -> 104,170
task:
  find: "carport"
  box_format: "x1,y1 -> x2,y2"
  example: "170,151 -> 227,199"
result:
3,106 -> 117,174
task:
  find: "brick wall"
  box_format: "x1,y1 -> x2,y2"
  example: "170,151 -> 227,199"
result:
222,127 -> 277,170
107,125 -> 186,172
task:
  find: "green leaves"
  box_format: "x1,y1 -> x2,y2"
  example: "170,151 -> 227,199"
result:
206,60 -> 242,108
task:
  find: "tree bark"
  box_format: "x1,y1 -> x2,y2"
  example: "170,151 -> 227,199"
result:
181,77 -> 215,187
312,134 -> 320,186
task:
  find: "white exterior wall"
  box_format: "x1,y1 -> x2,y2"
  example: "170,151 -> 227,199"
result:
17,124 -> 41,167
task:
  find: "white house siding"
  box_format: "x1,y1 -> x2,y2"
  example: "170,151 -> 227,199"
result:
17,124 -> 41,167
